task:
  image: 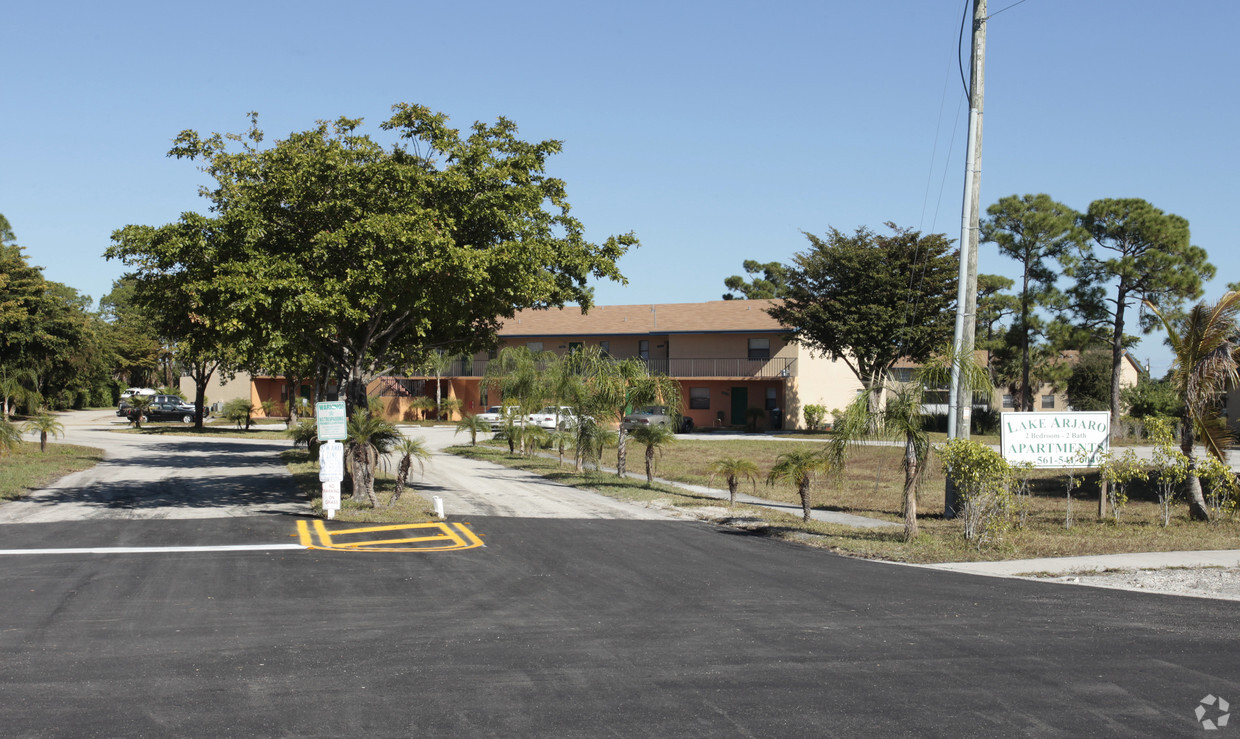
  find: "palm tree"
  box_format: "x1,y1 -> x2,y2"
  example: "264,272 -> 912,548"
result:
833,349 -> 992,541
438,397 -> 464,422
346,409 -> 402,507
707,457 -> 760,506
766,448 -> 834,522
388,436 -> 432,507
628,423 -> 676,486
22,413 -> 65,452
454,414 -> 492,446
0,417 -> 21,455
127,395 -> 154,428
1146,292 -> 1240,521
407,396 -> 435,422
0,365 -> 40,419
617,369 -> 683,477
286,419 -> 320,460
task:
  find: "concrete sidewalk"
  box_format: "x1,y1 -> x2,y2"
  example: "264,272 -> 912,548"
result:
923,549 -> 1240,577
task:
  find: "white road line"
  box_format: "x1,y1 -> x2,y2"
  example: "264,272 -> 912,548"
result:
0,544 -> 307,555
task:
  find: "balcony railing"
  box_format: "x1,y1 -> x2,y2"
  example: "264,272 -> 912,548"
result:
417,357 -> 797,379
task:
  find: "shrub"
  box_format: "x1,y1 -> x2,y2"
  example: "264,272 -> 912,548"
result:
803,404 -> 828,431
937,438 -> 1013,548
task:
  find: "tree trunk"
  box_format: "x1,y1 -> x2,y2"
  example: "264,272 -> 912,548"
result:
645,445 -> 655,485
728,479 -> 738,506
350,444 -> 369,502
389,456 -> 411,507
902,437 -> 919,541
1180,417 -> 1211,520
616,428 -> 628,476
1109,293 -> 1127,435
40,432 -> 48,453
798,479 -> 812,521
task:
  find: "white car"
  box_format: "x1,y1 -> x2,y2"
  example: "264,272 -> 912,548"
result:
476,405 -> 523,431
527,406 -> 581,430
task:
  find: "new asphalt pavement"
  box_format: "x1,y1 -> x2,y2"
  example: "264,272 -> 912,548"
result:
0,413 -> 1236,736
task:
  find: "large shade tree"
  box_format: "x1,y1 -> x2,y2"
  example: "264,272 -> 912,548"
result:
766,223 -> 957,412
980,194 -> 1080,411
1070,198 -> 1213,429
108,104 -> 636,414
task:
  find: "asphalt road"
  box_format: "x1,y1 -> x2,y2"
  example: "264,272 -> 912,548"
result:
0,414 -> 1236,736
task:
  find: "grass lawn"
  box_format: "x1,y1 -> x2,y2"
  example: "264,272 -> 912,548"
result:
456,436 -> 1240,564
281,449 -> 437,523
0,442 -> 104,501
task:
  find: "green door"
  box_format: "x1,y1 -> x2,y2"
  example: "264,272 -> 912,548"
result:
730,386 -> 748,426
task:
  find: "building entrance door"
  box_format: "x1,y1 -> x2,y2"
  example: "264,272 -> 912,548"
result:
730,386 -> 748,426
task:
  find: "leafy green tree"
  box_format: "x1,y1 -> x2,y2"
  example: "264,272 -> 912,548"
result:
111,105 -> 635,416
1146,292 -> 1240,521
21,413 -> 64,452
767,223 -> 957,413
981,194 -> 1080,411
707,457 -> 760,506
1065,350 -> 1112,412
388,436 -> 432,508
98,278 -> 163,388
1120,374 -> 1183,420
766,448 -> 836,522
722,260 -> 790,300
1070,198 -> 1214,428
627,423 -> 676,486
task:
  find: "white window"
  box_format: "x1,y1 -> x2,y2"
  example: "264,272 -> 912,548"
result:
748,338 -> 770,359
1002,394 -> 1014,409
690,387 -> 710,409
1041,395 -> 1055,409
526,342 -> 543,352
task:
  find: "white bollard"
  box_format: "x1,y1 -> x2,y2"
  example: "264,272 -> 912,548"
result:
433,496 -> 445,519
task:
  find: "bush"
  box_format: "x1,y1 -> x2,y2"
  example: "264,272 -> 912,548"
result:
937,438 -> 1013,548
803,404 -> 828,431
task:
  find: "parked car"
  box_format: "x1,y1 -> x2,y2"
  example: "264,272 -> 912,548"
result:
527,406 -> 582,430
621,406 -> 694,433
476,405 -> 524,431
117,387 -> 158,416
125,399 -> 200,424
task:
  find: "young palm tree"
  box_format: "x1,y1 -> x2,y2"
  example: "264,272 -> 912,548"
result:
388,436 -> 432,507
286,419 -> 321,460
832,349 -> 991,541
22,413 -> 65,452
454,414 -> 492,446
766,448 -> 834,522
438,397 -> 464,422
346,409 -> 402,507
628,423 -> 676,486
0,417 -> 22,454
1146,292 -> 1240,521
707,457 -> 761,506
0,366 -> 40,419
617,368 -> 683,477
127,395 -> 154,428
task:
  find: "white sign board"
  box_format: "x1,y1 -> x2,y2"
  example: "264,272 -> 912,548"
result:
321,481 -> 341,519
316,401 -> 348,441
318,440 -> 344,482
1001,411 -> 1110,469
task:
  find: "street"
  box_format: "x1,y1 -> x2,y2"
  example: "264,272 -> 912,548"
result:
0,413 -> 1236,736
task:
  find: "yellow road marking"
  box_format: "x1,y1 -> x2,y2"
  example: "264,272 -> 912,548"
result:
295,520 -> 484,553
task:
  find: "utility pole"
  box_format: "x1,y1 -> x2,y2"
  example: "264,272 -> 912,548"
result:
945,0 -> 987,518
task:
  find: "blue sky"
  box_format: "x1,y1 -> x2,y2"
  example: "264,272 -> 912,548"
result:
3,1 -> 1236,377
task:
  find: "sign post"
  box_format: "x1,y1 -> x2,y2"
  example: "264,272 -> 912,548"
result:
315,401 -> 348,519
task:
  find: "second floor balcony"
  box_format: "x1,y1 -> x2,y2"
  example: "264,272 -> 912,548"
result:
422,356 -> 798,380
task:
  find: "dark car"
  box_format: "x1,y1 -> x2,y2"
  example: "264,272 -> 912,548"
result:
126,399 -> 199,424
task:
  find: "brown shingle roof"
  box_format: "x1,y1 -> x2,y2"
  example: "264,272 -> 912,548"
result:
498,300 -> 785,337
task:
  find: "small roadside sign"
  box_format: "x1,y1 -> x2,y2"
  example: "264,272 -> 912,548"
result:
321,482 -> 342,519
319,440 -> 344,482
316,401 -> 347,441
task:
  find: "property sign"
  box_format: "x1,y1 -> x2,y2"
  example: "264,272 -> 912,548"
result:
316,401 -> 347,441
1000,412 -> 1110,469
318,440 -> 344,482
